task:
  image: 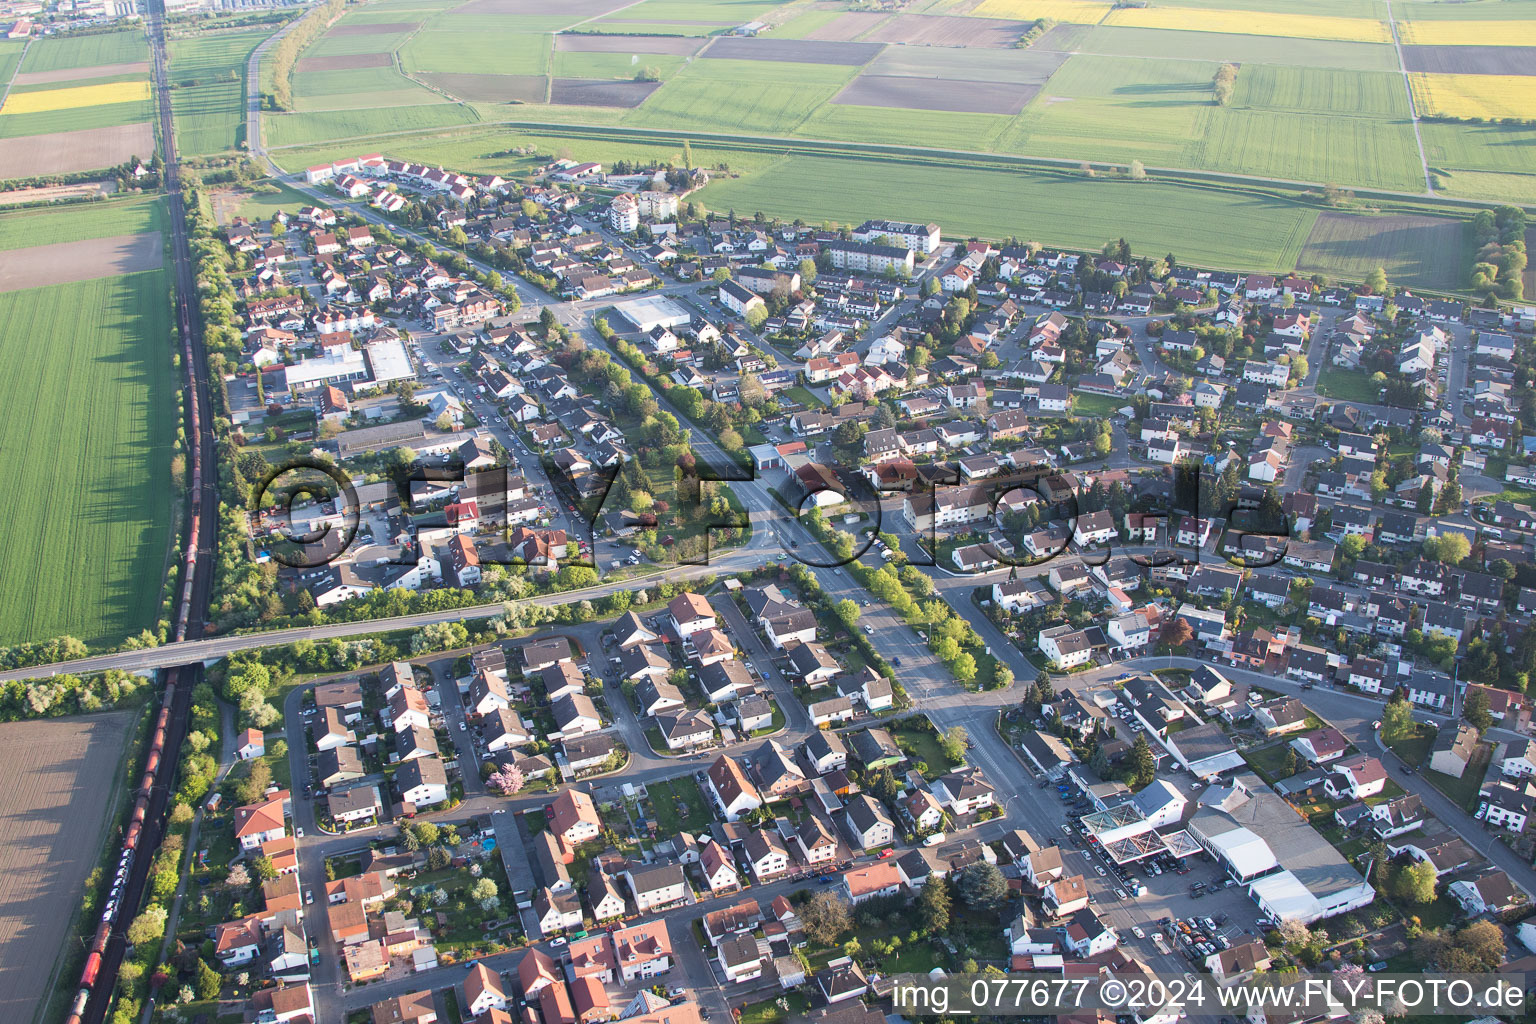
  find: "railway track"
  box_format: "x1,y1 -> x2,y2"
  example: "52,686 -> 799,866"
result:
66,2 -> 219,1021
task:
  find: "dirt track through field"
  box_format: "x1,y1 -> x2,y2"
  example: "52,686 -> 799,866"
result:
550,77 -> 661,107
833,73 -> 1042,114
0,713 -> 134,1024
296,51 -> 394,73
0,232 -> 162,293
701,36 -> 883,65
1402,44 -> 1536,76
554,34 -> 707,55
0,122 -> 154,180
328,21 -> 419,35
12,61 -> 150,86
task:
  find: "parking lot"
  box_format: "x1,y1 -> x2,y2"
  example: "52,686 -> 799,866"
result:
1047,774 -> 1271,972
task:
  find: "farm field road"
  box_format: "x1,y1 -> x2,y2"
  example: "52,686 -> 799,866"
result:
0,713 -> 135,1024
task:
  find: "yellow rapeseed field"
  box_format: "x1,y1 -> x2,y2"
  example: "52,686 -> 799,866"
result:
1102,6 -> 1391,43
0,80 -> 150,116
970,0 -> 1114,22
1410,73 -> 1536,120
1399,19 -> 1536,46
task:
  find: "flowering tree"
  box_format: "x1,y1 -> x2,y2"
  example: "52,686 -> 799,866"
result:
488,763 -> 524,795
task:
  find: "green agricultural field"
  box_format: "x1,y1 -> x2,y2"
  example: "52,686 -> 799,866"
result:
269,123 -> 786,178
292,65 -> 449,110
1294,210 -> 1467,291
1421,121 -> 1536,176
6,70 -> 148,94
0,97 -> 156,140
1434,169 -> 1536,205
592,0 -> 788,25
18,30 -> 149,73
694,152 -> 1322,269
1001,55 -> 1215,166
1185,107 -> 1424,191
306,26 -> 418,58
399,25 -> 551,75
264,103 -> 482,147
0,269 -> 175,646
1063,26 -> 1399,71
625,58 -> 857,135
1234,65 -> 1410,118
772,7 -> 843,37
169,28 -> 270,157
0,40 -> 25,82
1396,0 -> 1536,19
0,195 -> 164,249
797,103 -> 1012,153
551,50 -> 689,81
1149,0 -> 1387,13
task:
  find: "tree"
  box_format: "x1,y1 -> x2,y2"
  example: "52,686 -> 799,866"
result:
1131,734 -> 1156,787
952,653 -> 978,685
411,821 -> 440,847
940,726 -> 968,763
127,905 -> 168,946
252,855 -> 277,882
826,598 -> 859,632
488,763 -> 524,795
916,874 -> 952,934
1423,532 -> 1470,565
469,877 -> 498,903
427,845 -> 452,870
1381,691 -> 1414,743
798,257 -> 817,286
1365,266 -> 1389,295
1416,480 -> 1435,514
1283,747 -> 1300,777
226,863 -> 251,889
1463,686 -> 1493,732
956,861 -> 1008,912
1395,860 -> 1438,905
196,959 -> 221,1001
236,759 -> 272,804
1163,616 -> 1195,648
800,891 -> 852,945
1340,534 -> 1366,560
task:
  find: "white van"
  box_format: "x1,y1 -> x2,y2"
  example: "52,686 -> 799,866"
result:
923,832 -> 946,847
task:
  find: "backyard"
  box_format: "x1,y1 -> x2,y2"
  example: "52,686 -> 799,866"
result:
644,777 -> 713,836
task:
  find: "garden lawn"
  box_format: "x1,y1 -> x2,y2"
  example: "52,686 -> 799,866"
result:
893,722 -> 960,779
1425,742 -> 1491,813
1071,392 -> 1123,418
1242,740 -> 1299,784
0,269 -> 176,645
1385,723 -> 1434,769
1315,366 -> 1383,404
646,777 -> 712,835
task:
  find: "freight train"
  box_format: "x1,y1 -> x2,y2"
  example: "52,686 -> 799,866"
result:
64,1 -> 212,1017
